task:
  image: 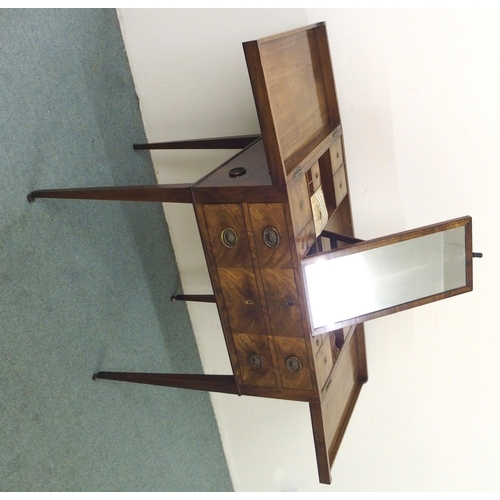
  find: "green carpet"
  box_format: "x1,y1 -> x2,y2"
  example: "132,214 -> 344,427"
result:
0,8 -> 232,491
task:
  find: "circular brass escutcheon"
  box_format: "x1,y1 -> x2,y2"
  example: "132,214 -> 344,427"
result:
285,355 -> 302,373
221,227 -> 238,248
263,226 -> 280,248
248,353 -> 264,370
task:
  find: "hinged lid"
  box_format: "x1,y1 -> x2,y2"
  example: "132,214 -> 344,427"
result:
243,22 -> 341,185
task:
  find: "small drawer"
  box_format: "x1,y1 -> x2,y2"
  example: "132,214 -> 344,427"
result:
287,174 -> 312,236
310,161 -> 321,193
316,335 -> 334,391
333,165 -> 348,207
274,336 -> 313,391
233,333 -> 277,388
295,220 -> 316,258
248,203 -> 292,269
261,268 -> 303,338
312,334 -> 324,356
218,268 -> 266,336
330,135 -> 343,173
203,204 -> 252,268
312,331 -> 331,357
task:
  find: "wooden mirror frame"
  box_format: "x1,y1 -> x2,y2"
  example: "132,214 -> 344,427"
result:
302,216 -> 473,335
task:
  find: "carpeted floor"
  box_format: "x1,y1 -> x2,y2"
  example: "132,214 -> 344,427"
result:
0,8 -> 232,491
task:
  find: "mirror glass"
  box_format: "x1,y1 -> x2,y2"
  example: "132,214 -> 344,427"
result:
303,219 -> 472,333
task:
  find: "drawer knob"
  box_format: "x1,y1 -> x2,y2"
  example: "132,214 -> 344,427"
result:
248,353 -> 264,370
221,227 -> 238,248
229,167 -> 246,178
285,355 -> 302,373
263,226 -> 280,248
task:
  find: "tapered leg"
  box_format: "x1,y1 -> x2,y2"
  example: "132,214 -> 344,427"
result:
133,135 -> 261,150
28,184 -> 193,203
171,294 -> 216,303
93,372 -> 240,395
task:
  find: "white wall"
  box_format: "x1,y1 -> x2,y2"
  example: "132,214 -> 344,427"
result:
117,9 -> 500,491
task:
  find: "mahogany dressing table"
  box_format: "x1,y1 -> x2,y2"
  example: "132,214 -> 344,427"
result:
28,23 -> 475,484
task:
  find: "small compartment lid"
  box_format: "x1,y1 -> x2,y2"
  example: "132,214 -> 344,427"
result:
243,22 -> 341,185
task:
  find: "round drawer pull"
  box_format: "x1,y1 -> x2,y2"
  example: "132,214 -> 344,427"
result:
263,227 -> 280,248
229,167 -> 246,178
248,353 -> 264,370
285,355 -> 302,373
221,227 -> 238,248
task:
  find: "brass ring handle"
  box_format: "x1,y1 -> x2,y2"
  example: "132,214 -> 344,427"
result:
285,355 -> 302,373
263,226 -> 280,248
221,227 -> 238,248
248,353 -> 264,370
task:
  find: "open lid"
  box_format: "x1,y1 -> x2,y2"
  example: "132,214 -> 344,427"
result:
243,22 -> 341,185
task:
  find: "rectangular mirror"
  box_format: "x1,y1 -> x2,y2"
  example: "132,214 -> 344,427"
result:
302,217 -> 473,335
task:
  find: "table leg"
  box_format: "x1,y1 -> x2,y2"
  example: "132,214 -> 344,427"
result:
133,134 -> 261,150
27,184 -> 193,203
93,372 -> 240,395
171,294 -> 216,303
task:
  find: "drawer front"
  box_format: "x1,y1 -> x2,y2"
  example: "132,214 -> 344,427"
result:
273,336 -> 313,391
261,268 -> 303,338
218,267 -> 266,336
312,331 -> 329,357
295,220 -> 316,258
248,203 -> 292,269
233,333 -> 277,388
287,174 -> 312,236
310,161 -> 321,193
333,165 -> 348,207
330,135 -> 343,173
315,334 -> 333,391
203,204 -> 252,268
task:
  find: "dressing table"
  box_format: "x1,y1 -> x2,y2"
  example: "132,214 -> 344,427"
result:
28,23 -> 474,484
